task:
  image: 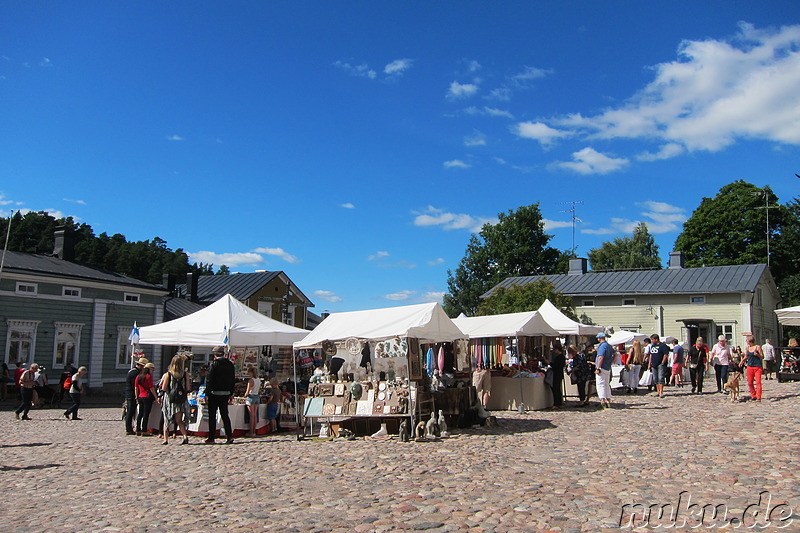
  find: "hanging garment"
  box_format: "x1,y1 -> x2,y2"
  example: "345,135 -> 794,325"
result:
426,347 -> 435,377
438,345 -> 445,374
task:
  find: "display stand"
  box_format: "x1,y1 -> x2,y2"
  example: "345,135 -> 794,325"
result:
486,376 -> 553,411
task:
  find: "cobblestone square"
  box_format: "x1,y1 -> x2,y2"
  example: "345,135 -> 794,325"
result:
3,379 -> 799,532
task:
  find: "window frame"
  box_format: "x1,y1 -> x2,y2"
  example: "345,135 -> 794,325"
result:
62,286 -> 82,298
5,319 -> 40,365
622,298 -> 636,307
689,295 -> 706,304
15,282 -> 38,295
123,293 -> 141,303
53,322 -> 83,369
581,300 -> 595,307
116,326 -> 133,369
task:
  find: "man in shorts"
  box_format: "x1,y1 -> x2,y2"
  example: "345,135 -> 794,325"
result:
646,334 -> 670,398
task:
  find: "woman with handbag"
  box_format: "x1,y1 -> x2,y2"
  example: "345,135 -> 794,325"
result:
687,337 -> 708,394
160,355 -> 191,445
568,344 -> 593,406
625,340 -> 645,394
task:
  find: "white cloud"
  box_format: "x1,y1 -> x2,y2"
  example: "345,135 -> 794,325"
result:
63,198 -> 87,205
543,218 -> 575,230
581,201 -> 687,235
313,290 -> 343,303
0,194 -> 15,206
487,87 -> 512,101
465,60 -> 482,73
368,251 -> 390,261
443,159 -> 471,169
340,202 -> 355,209
187,251 -> 263,267
553,147 -> 629,175
420,291 -> 445,303
413,205 -> 496,233
447,81 -> 479,100
384,58 -> 413,76
464,130 -> 487,147
251,247 -> 299,264
511,66 -> 550,84
427,257 -> 445,266
333,60 -> 376,80
384,290 -> 415,301
513,121 -> 571,146
167,135 -> 184,141
552,23 -> 800,153
464,106 -> 514,119
40,57 -> 52,67
636,143 -> 685,161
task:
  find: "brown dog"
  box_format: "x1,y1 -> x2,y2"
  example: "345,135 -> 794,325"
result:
724,372 -> 742,402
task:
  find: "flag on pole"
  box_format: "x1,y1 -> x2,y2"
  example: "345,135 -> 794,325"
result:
128,322 -> 140,345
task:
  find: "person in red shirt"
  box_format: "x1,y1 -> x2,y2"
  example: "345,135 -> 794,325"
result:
135,363 -> 160,435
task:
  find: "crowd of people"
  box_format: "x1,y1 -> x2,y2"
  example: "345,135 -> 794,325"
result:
558,332 -> 786,407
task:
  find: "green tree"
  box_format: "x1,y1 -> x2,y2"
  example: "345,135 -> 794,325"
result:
588,222 -> 662,271
478,278 -> 577,319
215,265 -> 231,275
443,204 -> 561,317
674,180 -> 790,277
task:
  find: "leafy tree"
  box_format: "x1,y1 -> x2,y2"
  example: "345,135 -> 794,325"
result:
588,222 -> 662,271
674,180 -> 791,278
215,265 -> 231,275
478,278 -> 577,319
443,204 -> 561,317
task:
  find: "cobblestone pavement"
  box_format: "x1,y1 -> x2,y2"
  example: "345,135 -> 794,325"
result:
3,379 -> 800,532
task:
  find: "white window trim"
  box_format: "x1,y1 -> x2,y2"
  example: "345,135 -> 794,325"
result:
5,319 -> 40,365
16,282 -> 38,295
581,300 -> 595,307
116,326 -> 133,369
622,298 -> 636,307
62,286 -> 82,298
53,322 -> 83,369
123,293 -> 141,303
689,295 -> 706,304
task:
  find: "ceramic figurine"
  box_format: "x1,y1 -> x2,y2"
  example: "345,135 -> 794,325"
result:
430,369 -> 441,392
425,412 -> 439,440
398,420 -> 409,442
415,421 -> 427,441
438,409 -> 449,438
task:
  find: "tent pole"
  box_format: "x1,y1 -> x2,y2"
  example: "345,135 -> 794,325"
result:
292,346 -> 301,440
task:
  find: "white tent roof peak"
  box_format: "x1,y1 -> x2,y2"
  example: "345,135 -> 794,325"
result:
452,310 -> 559,338
138,294 -> 309,347
294,302 -> 465,348
536,299 -> 604,335
775,305 -> 800,326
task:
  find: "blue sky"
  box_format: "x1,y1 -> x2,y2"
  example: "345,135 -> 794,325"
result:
2,2 -> 799,313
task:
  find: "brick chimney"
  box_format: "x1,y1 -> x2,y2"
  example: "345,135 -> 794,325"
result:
53,226 -> 75,261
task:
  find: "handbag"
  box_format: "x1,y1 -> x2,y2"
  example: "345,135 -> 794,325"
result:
569,372 -> 578,385
639,369 -> 654,387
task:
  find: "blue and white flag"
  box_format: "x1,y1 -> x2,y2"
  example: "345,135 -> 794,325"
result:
128,322 -> 140,345
223,325 -> 229,346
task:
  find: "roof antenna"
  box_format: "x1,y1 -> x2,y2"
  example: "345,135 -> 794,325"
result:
559,201 -> 583,256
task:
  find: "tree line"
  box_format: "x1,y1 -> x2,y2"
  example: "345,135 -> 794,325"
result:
443,180 -> 800,326
0,211 -> 230,286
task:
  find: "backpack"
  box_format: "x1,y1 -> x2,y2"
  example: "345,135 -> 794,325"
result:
168,373 -> 187,404
63,374 -> 73,390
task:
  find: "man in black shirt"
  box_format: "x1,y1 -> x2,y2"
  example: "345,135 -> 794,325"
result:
205,347 -> 236,444
125,358 -> 148,435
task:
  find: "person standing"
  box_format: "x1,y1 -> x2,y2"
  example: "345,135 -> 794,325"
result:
0,360 -> 9,401
687,337 -> 708,394
762,339 -> 776,380
266,378 -> 281,433
670,339 -> 685,387
205,346 -> 235,444
58,360 -> 78,407
244,366 -> 261,437
744,336 -> 764,402
160,355 -> 191,445
646,334 -> 670,398
626,340 -> 645,394
568,344 -> 593,406
135,363 -> 159,434
125,358 -> 147,435
710,335 -> 733,393
15,363 -> 38,420
63,366 -> 88,420
549,340 -> 566,408
594,333 -> 614,408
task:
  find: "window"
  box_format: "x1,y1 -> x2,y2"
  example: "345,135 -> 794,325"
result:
622,298 -> 636,306
62,287 -> 81,298
757,288 -> 763,307
715,324 -> 734,342
53,322 -> 82,368
257,301 -> 273,318
582,300 -> 594,307
124,293 -> 140,303
690,296 -> 706,304
116,326 -> 133,368
16,282 -> 38,295
5,320 -> 39,365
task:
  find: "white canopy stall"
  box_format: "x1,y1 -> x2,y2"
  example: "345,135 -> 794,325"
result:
607,329 -> 649,346
293,302 -> 467,436
536,299 -> 604,336
776,305 -> 800,326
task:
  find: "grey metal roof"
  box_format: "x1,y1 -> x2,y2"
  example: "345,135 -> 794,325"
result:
0,250 -> 163,290
164,297 -> 206,320
192,271 -> 282,303
483,264 -> 769,298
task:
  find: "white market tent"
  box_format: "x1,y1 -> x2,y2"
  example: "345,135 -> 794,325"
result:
452,311 -> 559,338
607,329 -> 649,345
294,302 -> 466,349
537,299 -> 604,336
776,305 -> 800,326
138,294 -> 310,347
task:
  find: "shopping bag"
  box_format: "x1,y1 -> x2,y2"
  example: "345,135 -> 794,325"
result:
639,369 -> 654,387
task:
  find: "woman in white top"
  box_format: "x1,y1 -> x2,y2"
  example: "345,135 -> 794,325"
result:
244,366 -> 261,437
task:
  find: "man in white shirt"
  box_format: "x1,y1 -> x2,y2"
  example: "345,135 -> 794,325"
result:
762,339 -> 776,380
710,335 -> 732,393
